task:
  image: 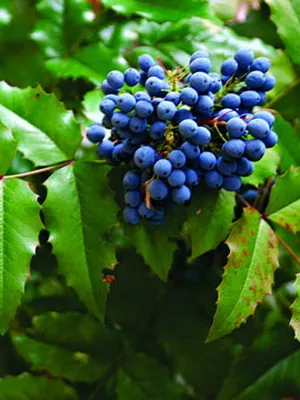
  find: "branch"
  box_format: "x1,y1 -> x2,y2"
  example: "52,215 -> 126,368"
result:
4,161 -> 73,180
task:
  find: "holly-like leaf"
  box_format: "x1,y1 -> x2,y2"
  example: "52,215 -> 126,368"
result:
0,373 -> 78,400
101,0 -> 214,22
266,166 -> 300,233
0,82 -> 81,166
46,43 -> 128,85
12,334 -> 110,383
273,117 -> 300,170
265,0 -> 300,65
0,121 -> 17,175
184,189 -> 235,260
31,0 -> 94,58
43,162 -> 118,320
242,148 -> 281,186
291,273 -> 300,342
0,178 -> 41,334
207,208 -> 279,342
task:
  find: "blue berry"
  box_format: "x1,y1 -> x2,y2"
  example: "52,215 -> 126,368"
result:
168,169 -> 186,187
150,121 -> 166,140
124,68 -> 140,86
165,91 -> 181,106
97,140 -> 114,157
107,70 -> 124,89
222,139 -> 245,159
199,152 -> 217,170
179,119 -> 198,138
251,57 -> 270,73
148,179 -> 168,200
227,117 -> 247,138
263,130 -> 278,148
242,189 -> 258,202
138,202 -> 155,219
168,150 -> 186,168
125,190 -> 142,207
245,71 -> 265,89
221,59 -> 238,76
117,93 -> 136,113
172,185 -> 191,204
204,170 -> 223,188
236,157 -> 254,176
100,98 -> 116,116
135,100 -> 154,118
234,49 -> 254,70
173,109 -> 194,124
217,157 -> 237,176
190,57 -> 211,74
247,118 -> 270,139
261,75 -> 276,91
190,72 -> 210,93
123,207 -> 140,224
181,87 -> 198,106
101,80 -> 119,95
154,159 -> 172,177
253,111 -> 275,127
102,115 -> 112,129
138,54 -> 155,71
185,168 -> 199,187
86,124 -> 105,143
145,77 -> 163,96
194,95 -> 214,116
245,139 -> 266,161
209,73 -> 222,93
217,109 -> 239,121
240,91 -> 261,107
123,171 -> 141,189
134,91 -> 151,102
157,101 -> 177,120
222,175 -> 242,191
190,126 -> 211,145
190,50 -> 210,62
111,112 -> 130,128
134,146 -> 155,168
129,116 -> 147,133
181,142 -> 200,159
148,65 -> 165,79
221,93 -> 241,109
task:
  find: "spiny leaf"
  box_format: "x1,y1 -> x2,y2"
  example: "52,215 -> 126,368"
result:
0,121 -> 17,175
291,273 -> 300,342
207,208 -> 279,342
0,82 -> 81,166
31,0 -> 94,58
0,178 -> 41,334
12,334 -> 110,383
266,166 -> 300,233
265,0 -> 300,65
0,373 -> 78,400
43,162 -> 118,320
184,188 -> 235,260
101,0 -> 214,22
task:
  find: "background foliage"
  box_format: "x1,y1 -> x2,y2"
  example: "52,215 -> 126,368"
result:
0,0 -> 300,399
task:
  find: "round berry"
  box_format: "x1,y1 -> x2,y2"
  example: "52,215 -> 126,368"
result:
245,139 -> 266,161
138,202 -> 155,219
135,100 -> 154,118
138,54 -> 155,71
181,87 -> 199,106
125,190 -> 142,207
190,50 -> 210,62
123,207 -> 140,224
111,112 -> 130,128
217,157 -> 237,176
148,179 -> 169,200
221,93 -> 241,109
253,111 -> 275,127
199,152 -> 217,170
261,75 -> 276,91
251,57 -> 270,73
240,91 -> 261,107
168,169 -> 186,187
117,93 -> 136,113
194,95 -> 214,116
165,91 -> 181,106
181,142 -> 200,159
222,139 -> 246,159
179,119 -> 198,138
145,77 -> 163,96
185,168 -> 199,187
222,175 -> 242,191
245,71 -> 265,89
86,124 -> 105,143
129,116 -> 147,133
204,170 -> 224,188
134,146 -> 155,168
190,57 -> 211,74
221,59 -> 238,76
263,130 -> 278,148
153,159 -> 172,177
148,65 -> 165,79
234,49 -> 254,70
100,98 -> 116,116
107,70 -> 124,89
236,157 -> 254,176
227,117 -> 247,138
190,72 -> 210,93
172,185 -> 191,204
190,126 -> 211,145
168,150 -> 186,168
150,121 -> 166,140
247,118 -> 270,139
124,68 -> 140,86
97,140 -> 114,157
134,91 -> 151,102
123,171 -> 141,189
157,101 -> 177,120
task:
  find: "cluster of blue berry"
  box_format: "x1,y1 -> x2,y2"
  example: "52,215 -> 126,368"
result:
86,49 -> 277,224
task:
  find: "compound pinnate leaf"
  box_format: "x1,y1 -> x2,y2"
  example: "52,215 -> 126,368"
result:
0,373 -> 78,400
0,82 -> 81,166
266,166 -> 300,233
184,189 -> 235,260
207,208 -> 279,342
101,0 -> 213,22
43,162 -> 118,320
265,0 -> 300,65
31,0 -> 93,58
12,334 -> 110,383
0,178 -> 41,335
0,121 -> 16,175
291,273 -> 300,342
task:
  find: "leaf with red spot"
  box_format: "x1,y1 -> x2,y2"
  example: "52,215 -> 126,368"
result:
291,273 -> 300,342
266,166 -> 300,233
206,208 -> 279,342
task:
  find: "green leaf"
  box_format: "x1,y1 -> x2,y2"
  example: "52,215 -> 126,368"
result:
207,208 -> 279,342
0,373 -> 78,400
291,273 -> 300,342
273,117 -> 300,170
266,166 -> 300,233
32,312 -> 122,358
242,148 -> 281,186
116,352 -> 182,400
12,333 -> 110,383
184,189 -> 235,260
238,349 -> 300,399
43,162 -> 118,320
0,121 -> 16,175
31,0 -> 94,58
265,0 -> 300,65
0,178 -> 41,334
82,89 -> 103,122
46,43 -> 128,85
101,0 -> 214,22
0,82 -> 81,166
